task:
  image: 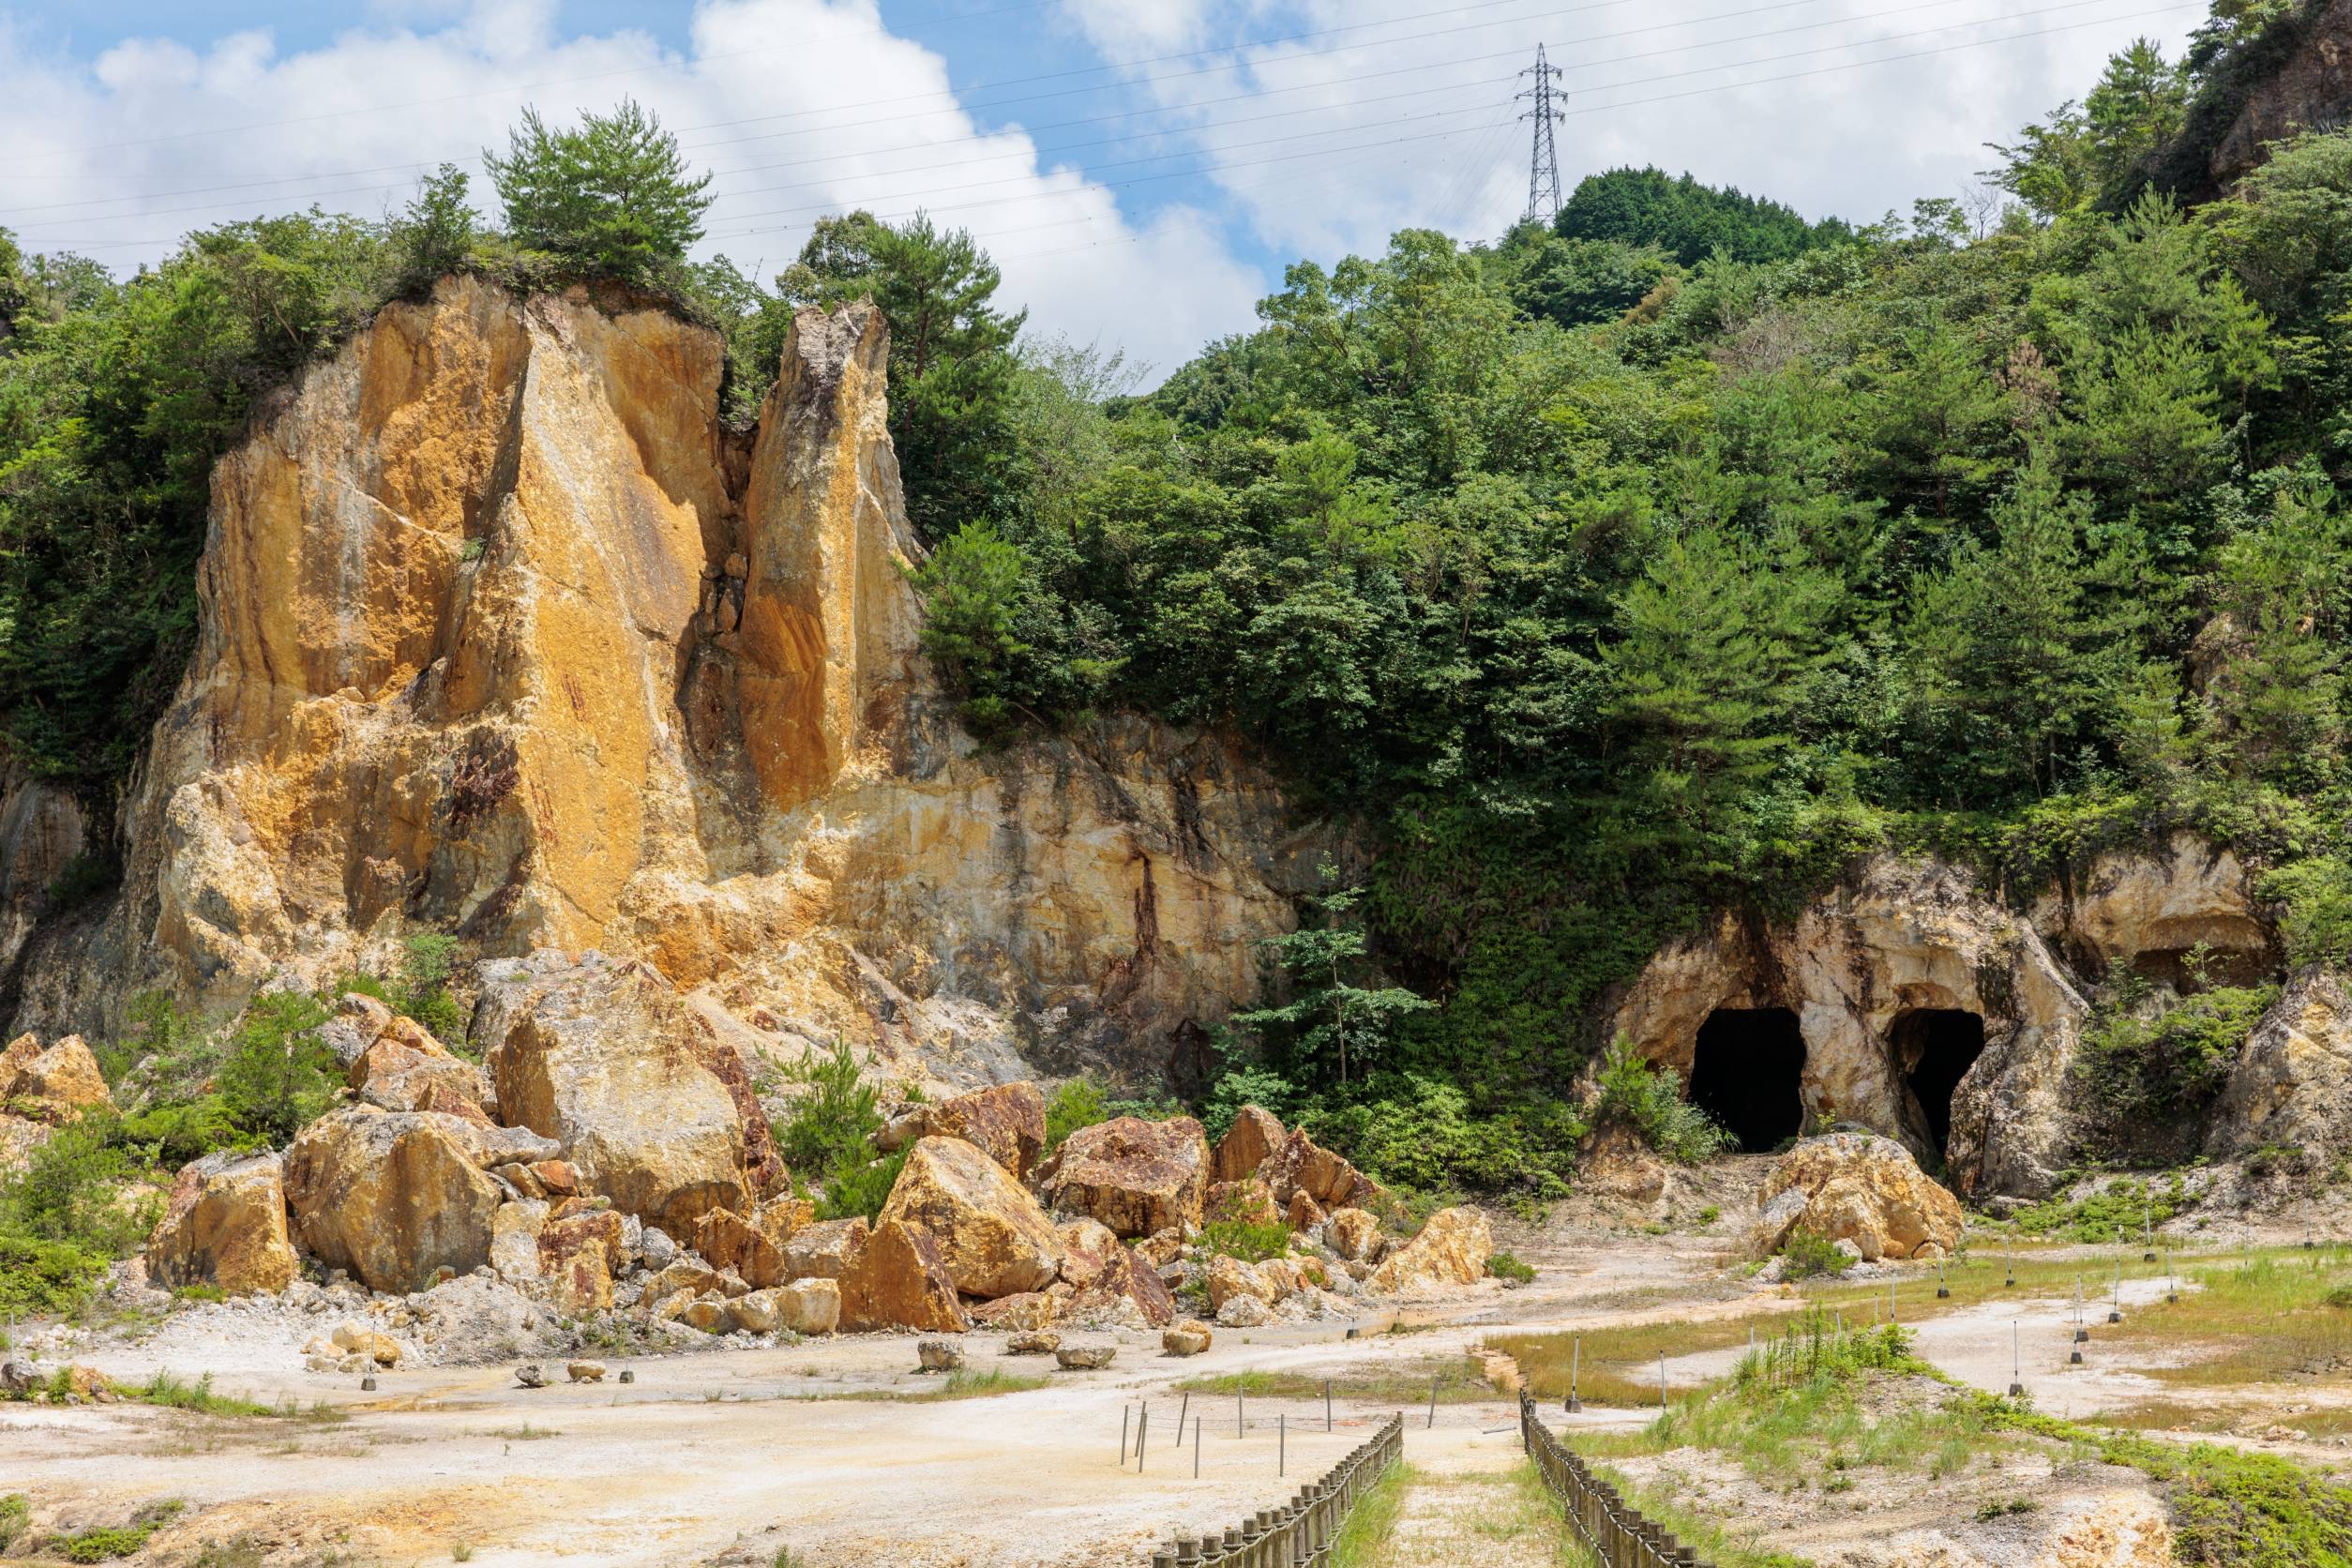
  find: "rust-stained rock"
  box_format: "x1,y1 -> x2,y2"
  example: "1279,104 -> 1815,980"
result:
147,1150 -> 298,1297
1003,1327 -> 1061,1353
1326,1207 -> 1383,1263
694,1202 -> 809,1291
538,1209 -> 627,1314
1092,1239 -> 1177,1327
1162,1320 -> 1213,1356
1214,1105 -> 1286,1183
1055,1217 -> 1123,1291
972,1292 -> 1058,1332
480,954 -> 751,1234
282,1108 -> 503,1294
1287,1191 -> 1328,1232
1037,1116 -> 1211,1239
1366,1206 -> 1492,1296
837,1217 -> 967,1334
878,1081 -> 1047,1182
349,1033 -> 486,1118
779,1216 -> 868,1281
879,1136 -> 1062,1299
1754,1134 -> 1961,1262
1259,1128 -> 1378,1212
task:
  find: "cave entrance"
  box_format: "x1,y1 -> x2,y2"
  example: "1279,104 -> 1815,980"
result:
1689,1008 -> 1807,1153
1893,1009 -> 1985,1158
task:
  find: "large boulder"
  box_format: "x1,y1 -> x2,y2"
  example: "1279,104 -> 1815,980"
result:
695,1199 -> 812,1289
2208,968 -> 2352,1162
1055,1217 -> 1123,1290
1076,1236 -> 1177,1327
538,1208 -> 628,1314
0,1034 -> 111,1123
479,954 -> 752,1234
1366,1207 -> 1492,1295
879,1136 -> 1062,1299
837,1217 -> 968,1333
1755,1133 -> 1963,1262
282,1108 -> 505,1293
1213,1105 -> 1286,1184
348,1023 -> 489,1119
147,1150 -> 298,1296
1037,1115 -> 1211,1239
779,1216 -> 869,1280
878,1081 -> 1048,1183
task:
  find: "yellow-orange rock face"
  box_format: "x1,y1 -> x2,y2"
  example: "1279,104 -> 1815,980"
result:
878,1135 -> 1062,1300
11,279 -> 1327,1100
147,1150 -> 299,1297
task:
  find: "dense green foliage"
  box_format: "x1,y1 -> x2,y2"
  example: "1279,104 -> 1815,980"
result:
3,9 -> 2346,1199
1592,1037 -> 1731,1165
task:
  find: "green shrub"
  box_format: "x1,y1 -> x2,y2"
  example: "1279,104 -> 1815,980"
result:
214,991 -> 337,1146
0,1114 -> 150,1258
1592,1036 -> 1731,1165
53,1500 -> 184,1562
0,1234 -> 108,1314
2078,984 -> 2273,1147
93,992 -> 215,1101
771,1039 -> 882,1176
0,1494 -> 26,1553
397,933 -> 466,1045
1779,1226 -> 1852,1281
114,1098 -> 254,1168
814,1148 -> 906,1224
2261,857 -> 2352,971
1298,1073 -> 1580,1196
1043,1078 -> 1109,1153
1200,1215 -> 1291,1263
2013,1174 -> 2191,1243
1486,1249 -> 1537,1284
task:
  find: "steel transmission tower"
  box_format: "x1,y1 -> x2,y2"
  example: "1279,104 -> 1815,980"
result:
1517,45 -> 1565,226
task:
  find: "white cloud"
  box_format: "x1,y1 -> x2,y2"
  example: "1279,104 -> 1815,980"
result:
0,0 -> 1260,371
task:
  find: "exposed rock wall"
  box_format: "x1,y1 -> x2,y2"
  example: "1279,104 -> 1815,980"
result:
1611,856 -> 2088,1198
2208,0 -> 2352,191
2029,831 -> 2274,990
7,278 -> 1310,1087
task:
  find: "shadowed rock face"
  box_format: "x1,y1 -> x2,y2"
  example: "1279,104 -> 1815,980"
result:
1610,856 -> 2089,1199
3,278 -> 1329,1088
2207,0 -> 2352,193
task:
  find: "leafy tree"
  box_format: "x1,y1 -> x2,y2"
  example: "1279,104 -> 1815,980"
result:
1556,167 -> 1850,266
394,163 -> 478,283
484,98 -> 712,280
910,521 -> 1031,731
1234,880 -> 1432,1085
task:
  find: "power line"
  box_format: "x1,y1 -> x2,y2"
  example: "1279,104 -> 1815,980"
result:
9,0 -> 2144,238
1518,44 -> 1567,225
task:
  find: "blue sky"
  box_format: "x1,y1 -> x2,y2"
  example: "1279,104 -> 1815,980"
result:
0,0 -> 2204,372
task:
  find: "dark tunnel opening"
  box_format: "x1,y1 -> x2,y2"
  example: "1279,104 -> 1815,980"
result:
1688,1007 -> 1807,1153
1893,1008 -> 1986,1158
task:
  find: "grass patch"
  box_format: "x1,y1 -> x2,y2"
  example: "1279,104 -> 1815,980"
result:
792,1367 -> 1048,1403
1171,1356 -> 1497,1406
2100,1248 -> 2352,1387
1330,1461 -> 1593,1567
2012,1173 -> 2193,1244
1326,1457 -> 1411,1567
51,1500 -> 186,1562
483,1422 -> 562,1440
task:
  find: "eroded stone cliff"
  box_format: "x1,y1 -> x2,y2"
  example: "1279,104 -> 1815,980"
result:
6,278 -> 1318,1087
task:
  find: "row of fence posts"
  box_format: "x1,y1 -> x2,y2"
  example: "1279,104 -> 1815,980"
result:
1146,1411 -> 1403,1566
1519,1394 -> 1710,1568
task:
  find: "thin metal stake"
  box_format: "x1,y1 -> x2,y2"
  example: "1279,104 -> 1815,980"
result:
1177,1391 -> 1188,1447
1427,1375 -> 1439,1429
1325,1379 -> 1333,1433
1238,1389 -> 1244,1440
1138,1407 -> 1149,1471
1659,1351 -> 1667,1409
2008,1320 -> 2024,1397
1193,1416 -> 1200,1478
1566,1336 -> 1581,1413
1122,1405 -> 1131,1465
1279,1413 -> 1286,1476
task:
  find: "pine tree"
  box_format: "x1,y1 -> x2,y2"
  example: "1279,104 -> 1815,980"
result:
484,98 -> 712,280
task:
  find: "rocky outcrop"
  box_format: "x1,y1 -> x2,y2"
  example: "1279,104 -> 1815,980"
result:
1611,855 -> 2088,1197
147,1151 -> 299,1296
282,1108 -> 505,1293
480,953 -> 752,1234
878,1081 -> 1046,1182
7,279 -> 1319,1099
2205,0 -> 2352,192
1753,1133 -> 1962,1262
878,1136 -> 1062,1299
1038,1115 -> 1212,1238
2207,966 -> 2352,1161
2031,832 -> 2274,989
0,774 -> 83,981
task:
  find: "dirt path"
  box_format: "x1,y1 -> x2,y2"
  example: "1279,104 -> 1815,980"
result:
1347,1426 -> 1586,1568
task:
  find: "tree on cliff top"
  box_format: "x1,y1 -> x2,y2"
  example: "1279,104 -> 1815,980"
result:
485,98 -> 712,281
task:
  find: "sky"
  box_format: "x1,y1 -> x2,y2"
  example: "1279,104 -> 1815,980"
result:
0,0 -> 2207,377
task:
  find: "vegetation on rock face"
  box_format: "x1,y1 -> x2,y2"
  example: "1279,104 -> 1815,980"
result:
2,6 -> 2347,1197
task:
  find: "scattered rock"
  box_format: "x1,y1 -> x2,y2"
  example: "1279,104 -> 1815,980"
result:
970,1291 -> 1057,1332
1287,1191 -> 1328,1233
515,1364 -> 547,1388
331,1321 -> 400,1366
1,1359 -> 37,1394
695,1201 -> 809,1290
1054,1344 -> 1115,1370
776,1277 -> 840,1335
1325,1208 -> 1383,1263
1037,1115 -> 1212,1238
878,1136 -> 1063,1299
1366,1207 -> 1492,1295
1162,1321 -> 1213,1357
146,1150 -> 299,1297
916,1339 -> 964,1372
565,1360 -> 606,1383
1259,1127 -> 1380,1213
1215,1294 -> 1273,1328
1004,1330 -> 1061,1355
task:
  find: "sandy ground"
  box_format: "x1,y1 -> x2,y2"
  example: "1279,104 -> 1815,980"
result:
6,1199 -> 2347,1565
